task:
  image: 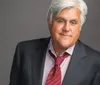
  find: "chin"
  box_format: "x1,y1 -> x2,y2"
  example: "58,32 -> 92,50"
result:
59,43 -> 71,49
59,41 -> 74,49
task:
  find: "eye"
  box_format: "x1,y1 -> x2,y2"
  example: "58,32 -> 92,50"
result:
56,19 -> 64,23
70,20 -> 78,25
54,17 -> 65,24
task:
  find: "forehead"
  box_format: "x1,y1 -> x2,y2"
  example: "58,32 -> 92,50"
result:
55,7 -> 81,20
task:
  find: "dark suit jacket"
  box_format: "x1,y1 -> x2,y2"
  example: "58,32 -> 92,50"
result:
9,37 -> 100,85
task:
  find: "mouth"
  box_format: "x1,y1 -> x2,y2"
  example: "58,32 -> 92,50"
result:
59,33 -> 72,37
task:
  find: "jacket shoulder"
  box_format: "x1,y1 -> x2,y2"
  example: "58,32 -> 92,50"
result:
80,41 -> 100,65
19,37 -> 49,45
15,37 -> 50,54
83,42 -> 100,57
17,37 -> 49,47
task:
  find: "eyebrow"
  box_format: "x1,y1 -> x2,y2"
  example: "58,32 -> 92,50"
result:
55,17 -> 65,20
55,17 -> 78,22
54,17 -> 67,22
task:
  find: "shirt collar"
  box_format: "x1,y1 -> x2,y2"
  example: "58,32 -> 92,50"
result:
48,38 -> 75,57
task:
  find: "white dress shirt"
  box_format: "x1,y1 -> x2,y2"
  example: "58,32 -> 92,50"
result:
42,39 -> 75,85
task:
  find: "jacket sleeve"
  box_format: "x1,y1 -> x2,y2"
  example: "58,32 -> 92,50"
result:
9,43 -> 21,85
92,68 -> 100,85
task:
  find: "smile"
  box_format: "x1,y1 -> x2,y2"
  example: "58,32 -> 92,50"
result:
59,33 -> 72,37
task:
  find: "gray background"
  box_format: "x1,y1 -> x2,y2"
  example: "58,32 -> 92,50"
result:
0,0 -> 100,85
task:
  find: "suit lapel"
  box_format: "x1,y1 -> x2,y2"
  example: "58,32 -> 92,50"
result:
62,40 -> 87,85
31,38 -> 50,85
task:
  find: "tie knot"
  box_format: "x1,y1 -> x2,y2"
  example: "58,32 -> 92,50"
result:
49,50 -> 69,66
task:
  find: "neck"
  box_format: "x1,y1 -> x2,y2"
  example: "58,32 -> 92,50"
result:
52,44 -> 67,56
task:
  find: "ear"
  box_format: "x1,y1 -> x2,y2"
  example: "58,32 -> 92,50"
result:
47,19 -> 52,29
48,15 -> 55,28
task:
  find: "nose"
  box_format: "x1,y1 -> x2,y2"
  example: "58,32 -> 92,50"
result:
62,22 -> 70,32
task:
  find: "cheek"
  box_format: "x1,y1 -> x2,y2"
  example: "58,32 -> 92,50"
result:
52,23 -> 64,32
51,24 -> 59,32
71,25 -> 80,37
72,28 -> 80,39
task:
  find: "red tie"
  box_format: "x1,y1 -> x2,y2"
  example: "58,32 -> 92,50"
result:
46,50 -> 69,85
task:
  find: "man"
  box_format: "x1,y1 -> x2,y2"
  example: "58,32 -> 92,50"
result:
9,0 -> 100,85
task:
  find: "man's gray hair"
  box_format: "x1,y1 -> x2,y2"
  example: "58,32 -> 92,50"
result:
47,0 -> 88,29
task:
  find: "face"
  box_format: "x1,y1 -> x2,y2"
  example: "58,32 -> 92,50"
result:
49,7 -> 81,53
